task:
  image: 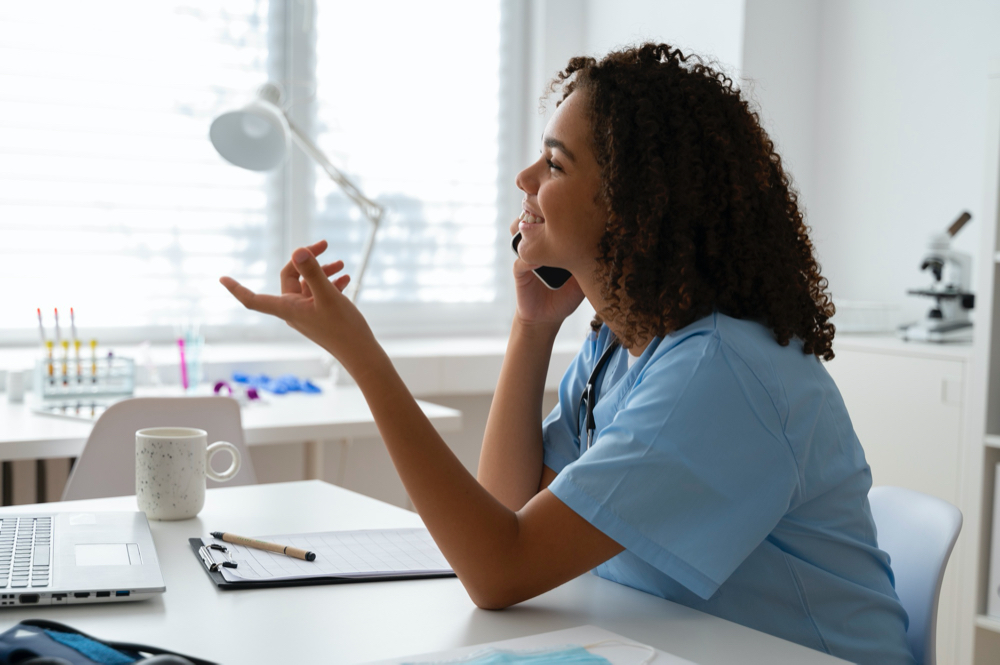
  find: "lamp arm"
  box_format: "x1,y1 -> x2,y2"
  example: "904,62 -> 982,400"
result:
286,117 -> 383,303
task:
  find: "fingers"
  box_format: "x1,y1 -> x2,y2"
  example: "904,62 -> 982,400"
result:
301,261 -> 347,299
219,276 -> 291,318
333,274 -> 351,293
280,240 -> 330,294
280,261 -> 302,295
305,239 -> 329,257
293,247 -> 337,303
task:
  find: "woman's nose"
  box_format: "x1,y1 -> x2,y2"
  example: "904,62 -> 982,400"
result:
515,163 -> 538,195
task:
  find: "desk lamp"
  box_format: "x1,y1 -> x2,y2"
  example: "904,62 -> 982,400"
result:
209,82 -> 383,302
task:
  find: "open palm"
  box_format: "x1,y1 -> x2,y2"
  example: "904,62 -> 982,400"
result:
219,239 -> 376,367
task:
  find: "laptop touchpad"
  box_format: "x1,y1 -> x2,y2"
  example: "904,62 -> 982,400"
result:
75,543 -> 133,566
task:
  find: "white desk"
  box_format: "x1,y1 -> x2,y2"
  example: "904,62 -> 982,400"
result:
0,481 -> 846,664
0,381 -> 462,482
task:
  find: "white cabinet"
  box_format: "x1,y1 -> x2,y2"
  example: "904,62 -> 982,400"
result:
825,337 -> 970,664
826,339 -> 968,504
959,59 -> 1000,665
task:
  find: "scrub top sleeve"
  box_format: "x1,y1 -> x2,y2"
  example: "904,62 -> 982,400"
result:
547,335 -> 800,600
542,331 -> 601,474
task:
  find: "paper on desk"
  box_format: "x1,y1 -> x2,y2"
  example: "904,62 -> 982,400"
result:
203,528 -> 452,583
371,625 -> 697,664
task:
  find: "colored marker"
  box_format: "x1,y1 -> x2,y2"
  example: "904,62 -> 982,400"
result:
178,338 -> 189,390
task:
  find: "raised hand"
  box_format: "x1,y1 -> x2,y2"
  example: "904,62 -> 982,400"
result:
219,240 -> 377,371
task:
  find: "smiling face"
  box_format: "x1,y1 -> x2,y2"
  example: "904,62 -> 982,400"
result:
514,91 -> 606,277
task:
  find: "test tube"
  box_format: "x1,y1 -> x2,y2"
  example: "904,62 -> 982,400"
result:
74,340 -> 82,383
61,340 -> 69,385
45,340 -> 54,385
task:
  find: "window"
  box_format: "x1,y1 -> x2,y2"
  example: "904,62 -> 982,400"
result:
0,0 -> 277,342
0,0 -> 513,344
311,1 -> 500,307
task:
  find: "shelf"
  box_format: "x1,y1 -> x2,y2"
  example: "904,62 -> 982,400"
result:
988,435 -> 1000,449
977,614 -> 1000,634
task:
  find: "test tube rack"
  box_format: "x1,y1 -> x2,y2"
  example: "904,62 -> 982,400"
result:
34,356 -> 135,403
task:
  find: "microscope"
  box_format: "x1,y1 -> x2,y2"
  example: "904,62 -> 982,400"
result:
899,211 -> 975,342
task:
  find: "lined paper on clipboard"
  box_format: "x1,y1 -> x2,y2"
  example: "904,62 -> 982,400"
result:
200,528 -> 452,583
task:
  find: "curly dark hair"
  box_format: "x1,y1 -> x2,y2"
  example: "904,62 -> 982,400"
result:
552,43 -> 836,360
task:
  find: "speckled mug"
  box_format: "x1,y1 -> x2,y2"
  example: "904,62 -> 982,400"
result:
136,427 -> 241,520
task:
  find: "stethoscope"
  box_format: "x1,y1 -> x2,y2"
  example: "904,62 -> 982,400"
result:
579,338 -> 621,451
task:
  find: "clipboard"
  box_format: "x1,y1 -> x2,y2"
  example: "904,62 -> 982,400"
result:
188,537 -> 456,591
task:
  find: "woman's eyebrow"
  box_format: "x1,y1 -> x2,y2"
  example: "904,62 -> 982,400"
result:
543,136 -> 576,162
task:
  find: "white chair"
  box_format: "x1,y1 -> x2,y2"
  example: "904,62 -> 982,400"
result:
868,485 -> 962,665
62,396 -> 257,501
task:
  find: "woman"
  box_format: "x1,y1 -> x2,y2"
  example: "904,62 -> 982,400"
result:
221,44 -> 914,664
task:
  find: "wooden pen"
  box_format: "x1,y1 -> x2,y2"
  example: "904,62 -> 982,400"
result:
211,531 -> 317,561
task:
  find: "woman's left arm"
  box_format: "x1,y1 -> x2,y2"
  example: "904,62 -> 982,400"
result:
221,244 -> 623,609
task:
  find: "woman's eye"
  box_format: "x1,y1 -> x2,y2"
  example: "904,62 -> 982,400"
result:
546,159 -> 562,172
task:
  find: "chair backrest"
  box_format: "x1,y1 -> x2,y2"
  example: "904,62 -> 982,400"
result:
868,485 -> 962,665
63,396 -> 257,501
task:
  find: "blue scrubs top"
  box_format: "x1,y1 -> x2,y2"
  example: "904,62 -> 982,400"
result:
543,312 -> 914,665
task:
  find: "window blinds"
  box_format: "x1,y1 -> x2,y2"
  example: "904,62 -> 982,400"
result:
311,0 -> 502,305
0,0 -> 275,333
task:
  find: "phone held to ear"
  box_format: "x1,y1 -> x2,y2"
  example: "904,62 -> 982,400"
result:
510,231 -> 573,290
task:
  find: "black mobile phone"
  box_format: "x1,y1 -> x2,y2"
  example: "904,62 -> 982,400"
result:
510,231 -> 573,290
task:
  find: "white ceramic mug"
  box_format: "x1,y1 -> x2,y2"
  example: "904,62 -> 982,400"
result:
136,427 -> 241,520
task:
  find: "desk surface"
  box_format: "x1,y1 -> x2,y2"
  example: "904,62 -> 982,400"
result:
0,482 -> 845,664
0,381 -> 462,462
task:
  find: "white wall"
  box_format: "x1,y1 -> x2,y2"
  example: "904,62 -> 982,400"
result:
585,0 -> 746,75
741,0 -> 822,218
743,0 -> 1000,328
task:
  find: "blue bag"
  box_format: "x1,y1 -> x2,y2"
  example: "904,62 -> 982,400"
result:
0,619 -> 215,665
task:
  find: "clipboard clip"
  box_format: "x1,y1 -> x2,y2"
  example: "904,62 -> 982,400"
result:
199,544 -> 238,572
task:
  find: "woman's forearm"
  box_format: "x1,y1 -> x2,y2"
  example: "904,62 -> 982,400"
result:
477,318 -> 561,510
347,341 -> 529,602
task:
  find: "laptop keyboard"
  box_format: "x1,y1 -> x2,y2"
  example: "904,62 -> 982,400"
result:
0,517 -> 51,588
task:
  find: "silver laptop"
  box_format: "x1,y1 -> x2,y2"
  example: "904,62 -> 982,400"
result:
0,511 -> 165,607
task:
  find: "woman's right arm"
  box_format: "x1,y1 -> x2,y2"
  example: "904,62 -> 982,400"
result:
477,317 -> 561,511
477,223 -> 586,511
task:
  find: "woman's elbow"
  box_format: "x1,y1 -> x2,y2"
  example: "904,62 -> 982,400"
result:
470,594 -> 511,611
466,583 -> 516,610
463,576 -> 529,610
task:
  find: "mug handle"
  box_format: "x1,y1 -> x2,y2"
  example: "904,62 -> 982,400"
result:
206,441 -> 242,482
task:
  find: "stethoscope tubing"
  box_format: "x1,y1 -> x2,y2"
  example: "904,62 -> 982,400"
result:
580,338 -> 621,451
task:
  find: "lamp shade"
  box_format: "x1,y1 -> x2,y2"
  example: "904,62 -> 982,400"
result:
209,94 -> 289,171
